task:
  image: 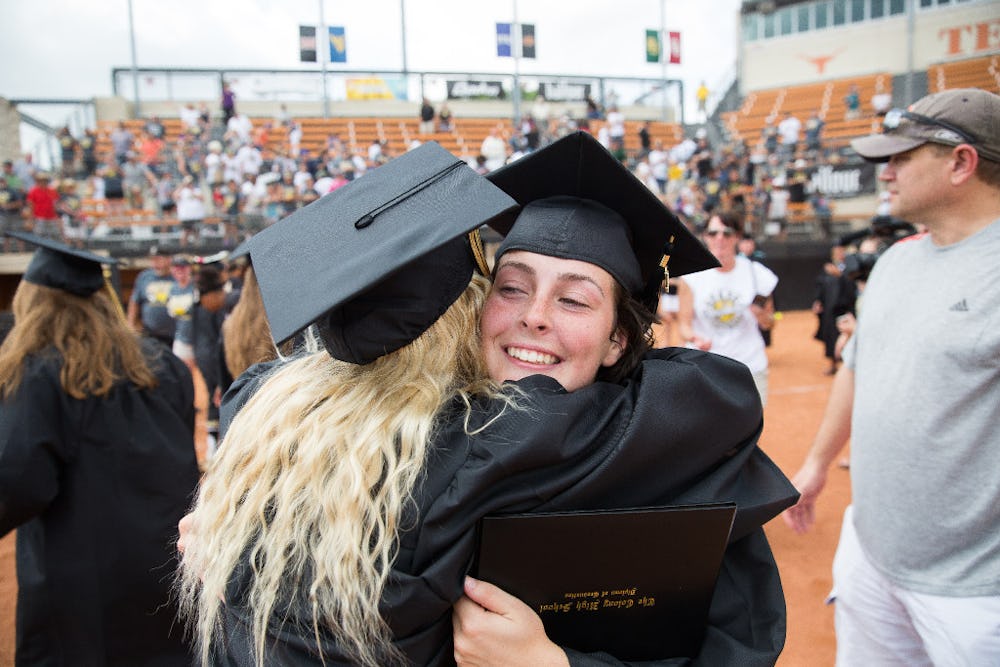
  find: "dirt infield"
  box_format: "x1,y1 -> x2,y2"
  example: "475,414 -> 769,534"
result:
0,309 -> 849,666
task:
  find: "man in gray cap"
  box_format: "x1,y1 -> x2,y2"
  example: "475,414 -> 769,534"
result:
784,88 -> 1000,664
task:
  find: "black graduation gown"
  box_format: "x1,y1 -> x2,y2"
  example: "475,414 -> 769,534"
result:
0,341 -> 200,667
813,271 -> 856,360
216,347 -> 798,666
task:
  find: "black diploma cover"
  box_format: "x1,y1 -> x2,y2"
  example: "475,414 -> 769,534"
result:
474,503 -> 737,660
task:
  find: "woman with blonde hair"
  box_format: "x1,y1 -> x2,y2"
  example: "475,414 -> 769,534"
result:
0,232 -> 199,666
179,137 -> 796,666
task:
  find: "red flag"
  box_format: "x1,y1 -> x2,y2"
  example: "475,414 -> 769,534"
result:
668,31 -> 681,64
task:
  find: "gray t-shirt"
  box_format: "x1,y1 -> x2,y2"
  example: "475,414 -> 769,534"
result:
843,219 -> 1000,596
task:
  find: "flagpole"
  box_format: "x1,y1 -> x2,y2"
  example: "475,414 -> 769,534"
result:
127,0 -> 141,118
319,0 -> 330,118
512,0 -> 521,126
660,0 -> 668,122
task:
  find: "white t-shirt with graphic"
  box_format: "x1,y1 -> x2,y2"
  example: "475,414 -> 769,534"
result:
682,255 -> 778,373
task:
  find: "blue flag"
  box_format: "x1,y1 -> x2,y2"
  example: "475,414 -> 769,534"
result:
329,26 -> 347,63
496,23 -> 511,57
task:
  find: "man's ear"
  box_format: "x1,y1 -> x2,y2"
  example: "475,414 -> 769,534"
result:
950,144 -> 979,186
602,328 -> 628,368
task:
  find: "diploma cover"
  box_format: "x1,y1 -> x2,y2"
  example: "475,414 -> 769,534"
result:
474,503 -> 737,660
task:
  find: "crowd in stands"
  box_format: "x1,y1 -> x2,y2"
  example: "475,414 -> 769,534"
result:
0,83 -> 883,256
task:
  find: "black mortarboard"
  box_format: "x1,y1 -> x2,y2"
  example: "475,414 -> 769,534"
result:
248,141 -> 518,364
228,238 -> 252,263
486,131 -> 717,310
8,231 -> 119,297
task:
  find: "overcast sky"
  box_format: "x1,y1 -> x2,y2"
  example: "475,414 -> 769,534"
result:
3,0 -> 742,90
2,0 -> 742,157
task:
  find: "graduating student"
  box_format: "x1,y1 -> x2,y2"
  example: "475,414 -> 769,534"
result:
178,135 -> 796,667
0,232 -> 199,666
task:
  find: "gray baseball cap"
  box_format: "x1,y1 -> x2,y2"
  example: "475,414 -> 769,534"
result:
851,88 -> 1000,163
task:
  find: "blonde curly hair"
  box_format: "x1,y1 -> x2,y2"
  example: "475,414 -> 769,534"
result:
178,274 -> 507,666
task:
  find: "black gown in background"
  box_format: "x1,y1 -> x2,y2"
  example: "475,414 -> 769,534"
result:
217,347 -> 798,666
0,341 -> 200,666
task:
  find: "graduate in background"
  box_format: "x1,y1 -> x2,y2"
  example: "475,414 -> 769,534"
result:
0,232 -> 199,666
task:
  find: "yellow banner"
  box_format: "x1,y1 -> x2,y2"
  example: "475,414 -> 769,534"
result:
346,78 -> 395,100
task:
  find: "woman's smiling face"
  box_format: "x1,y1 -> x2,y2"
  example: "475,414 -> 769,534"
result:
480,250 -> 625,393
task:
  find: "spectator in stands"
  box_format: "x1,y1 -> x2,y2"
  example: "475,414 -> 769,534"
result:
584,94 -> 602,120
762,118 -> 779,155
637,120 -> 652,158
226,111 -> 254,146
57,126 -> 79,178
122,152 -> 156,210
778,111 -> 802,158
56,179 -> 86,248
180,102 -> 202,134
135,129 -> 165,175
155,171 -> 178,217
648,139 -> 669,195
480,125 -> 508,172
252,121 -> 272,151
368,139 -> 384,165
437,102 -> 454,132
0,233 -> 199,667
79,127 -> 98,177
220,81 -> 236,125
2,159 -> 25,194
605,104 -> 626,159
843,83 -> 861,120
110,121 -> 134,165
419,97 -> 435,135
25,172 -> 61,241
805,111 -> 825,155
697,80 -> 710,120
144,115 -> 166,140
174,176 -> 206,247
0,171 -> 25,251
871,87 -> 892,117
287,120 -> 303,158
99,159 -> 125,215
129,247 -> 179,347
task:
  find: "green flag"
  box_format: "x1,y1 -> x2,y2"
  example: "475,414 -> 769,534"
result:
645,29 -> 660,63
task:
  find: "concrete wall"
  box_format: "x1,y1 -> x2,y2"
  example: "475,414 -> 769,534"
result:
740,1 -> 1000,92
0,99 -> 23,165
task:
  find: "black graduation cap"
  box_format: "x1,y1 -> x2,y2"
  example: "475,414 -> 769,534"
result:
248,141 -> 518,364
485,131 -> 717,309
228,237 -> 252,263
7,231 -> 119,297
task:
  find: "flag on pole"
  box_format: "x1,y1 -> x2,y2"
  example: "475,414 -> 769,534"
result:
329,26 -> 347,63
497,23 -> 512,57
668,31 -> 681,64
521,23 -> 536,58
645,29 -> 661,63
299,25 -> 317,63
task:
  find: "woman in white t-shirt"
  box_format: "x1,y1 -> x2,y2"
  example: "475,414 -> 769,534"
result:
678,212 -> 778,404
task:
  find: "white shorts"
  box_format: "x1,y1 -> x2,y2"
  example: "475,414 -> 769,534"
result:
751,368 -> 769,407
830,506 -> 1000,667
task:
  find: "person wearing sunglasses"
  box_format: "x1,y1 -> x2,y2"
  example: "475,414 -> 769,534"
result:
677,211 -> 778,405
783,88 -> 1000,665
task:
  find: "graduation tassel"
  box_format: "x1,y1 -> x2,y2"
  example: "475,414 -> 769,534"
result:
102,266 -> 127,324
468,228 -> 491,277
660,235 -> 676,293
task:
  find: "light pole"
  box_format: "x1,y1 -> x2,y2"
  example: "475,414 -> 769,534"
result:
512,0 -> 521,125
127,0 -> 141,118
660,0 -> 668,122
319,0 -> 330,118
